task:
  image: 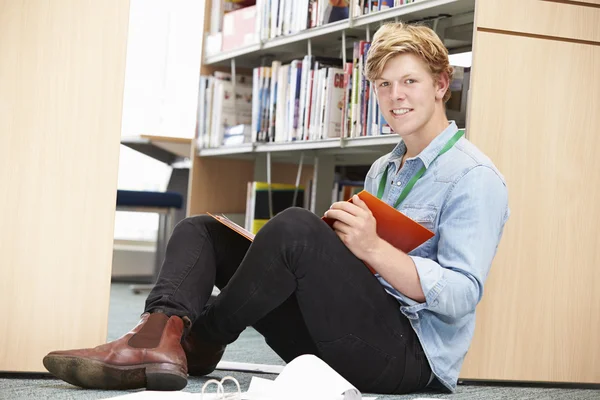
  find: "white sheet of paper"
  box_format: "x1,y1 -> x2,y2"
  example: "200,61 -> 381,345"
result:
242,354 -> 377,400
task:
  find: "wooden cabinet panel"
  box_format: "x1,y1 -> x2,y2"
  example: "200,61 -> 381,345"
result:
461,31 -> 600,383
188,156 -> 256,215
0,1 -> 130,372
187,154 -> 314,216
475,0 -> 600,43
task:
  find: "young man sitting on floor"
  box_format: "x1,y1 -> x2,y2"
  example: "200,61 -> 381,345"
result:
43,22 -> 509,394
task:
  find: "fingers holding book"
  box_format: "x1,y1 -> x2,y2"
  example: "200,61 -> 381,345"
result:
324,195 -> 381,261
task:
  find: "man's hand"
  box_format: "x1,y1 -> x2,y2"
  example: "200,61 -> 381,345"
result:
324,194 -> 381,261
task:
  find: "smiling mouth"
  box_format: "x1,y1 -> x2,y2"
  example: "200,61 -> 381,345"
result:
391,108 -> 413,116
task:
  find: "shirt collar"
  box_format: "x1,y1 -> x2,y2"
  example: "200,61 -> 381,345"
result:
387,121 -> 459,171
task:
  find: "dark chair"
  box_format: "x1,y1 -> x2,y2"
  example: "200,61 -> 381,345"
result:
116,190 -> 183,294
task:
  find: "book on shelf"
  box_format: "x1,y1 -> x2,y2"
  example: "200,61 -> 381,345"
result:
197,71 -> 253,149
211,78 -> 253,148
320,0 -> 350,25
222,124 -> 252,146
245,182 -> 305,234
332,179 -> 364,203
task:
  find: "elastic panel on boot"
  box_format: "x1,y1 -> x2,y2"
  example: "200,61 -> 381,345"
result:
128,313 -> 170,348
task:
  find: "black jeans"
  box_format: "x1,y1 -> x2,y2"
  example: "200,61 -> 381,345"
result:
145,208 -> 431,394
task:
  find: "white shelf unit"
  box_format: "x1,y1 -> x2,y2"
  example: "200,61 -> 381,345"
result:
204,0 -> 475,67
197,0 -> 475,216
199,135 -> 402,163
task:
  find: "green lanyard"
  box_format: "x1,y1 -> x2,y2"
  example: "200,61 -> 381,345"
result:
377,129 -> 465,208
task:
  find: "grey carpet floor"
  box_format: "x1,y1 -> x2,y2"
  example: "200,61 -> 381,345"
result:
1,283 -> 598,400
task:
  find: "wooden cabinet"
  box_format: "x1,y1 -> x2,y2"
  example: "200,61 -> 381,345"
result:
0,0 -> 130,372
461,0 -> 600,384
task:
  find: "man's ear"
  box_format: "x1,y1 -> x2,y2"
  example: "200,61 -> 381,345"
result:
435,72 -> 450,101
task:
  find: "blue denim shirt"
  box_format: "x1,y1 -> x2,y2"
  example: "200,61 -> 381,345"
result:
365,121 -> 509,392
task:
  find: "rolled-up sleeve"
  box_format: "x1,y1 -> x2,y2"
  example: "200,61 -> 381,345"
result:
399,166 -> 509,320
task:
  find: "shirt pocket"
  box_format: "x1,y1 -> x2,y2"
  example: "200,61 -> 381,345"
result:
400,205 -> 438,255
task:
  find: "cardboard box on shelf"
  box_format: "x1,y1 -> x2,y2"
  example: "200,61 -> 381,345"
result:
222,5 -> 259,53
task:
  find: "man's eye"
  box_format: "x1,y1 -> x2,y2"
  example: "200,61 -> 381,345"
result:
380,82 -> 389,87
406,79 -> 415,84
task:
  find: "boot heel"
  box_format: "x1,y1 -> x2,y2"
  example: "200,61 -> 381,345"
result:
146,363 -> 188,391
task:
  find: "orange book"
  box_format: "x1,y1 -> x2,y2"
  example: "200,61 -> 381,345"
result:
322,190 -> 434,273
207,212 -> 255,241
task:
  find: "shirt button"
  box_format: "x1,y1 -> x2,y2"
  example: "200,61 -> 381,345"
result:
397,182 -> 402,186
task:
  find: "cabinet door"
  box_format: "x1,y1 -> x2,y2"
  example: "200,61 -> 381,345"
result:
0,1 -> 130,372
461,31 -> 600,383
475,0 -> 600,44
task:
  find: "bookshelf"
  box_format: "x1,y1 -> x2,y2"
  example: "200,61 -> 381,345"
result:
190,0 -> 600,386
204,0 -> 475,67
193,0 -> 475,218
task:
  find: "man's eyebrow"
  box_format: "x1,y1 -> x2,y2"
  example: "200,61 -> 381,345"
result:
377,73 -> 416,81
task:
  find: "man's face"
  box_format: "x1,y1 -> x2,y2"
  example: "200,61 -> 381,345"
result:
375,53 -> 445,138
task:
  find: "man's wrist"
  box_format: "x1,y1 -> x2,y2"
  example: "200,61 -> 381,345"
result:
365,237 -> 388,266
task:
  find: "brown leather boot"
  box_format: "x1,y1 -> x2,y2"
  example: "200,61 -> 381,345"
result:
181,326 -> 226,376
43,312 -> 188,391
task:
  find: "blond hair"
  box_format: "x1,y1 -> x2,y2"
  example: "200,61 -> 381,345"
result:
365,22 -> 454,102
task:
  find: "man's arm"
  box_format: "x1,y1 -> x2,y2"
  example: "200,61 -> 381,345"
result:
366,166 -> 509,319
362,238 -> 425,303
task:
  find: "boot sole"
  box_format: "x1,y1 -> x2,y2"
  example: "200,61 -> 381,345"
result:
43,354 -> 187,391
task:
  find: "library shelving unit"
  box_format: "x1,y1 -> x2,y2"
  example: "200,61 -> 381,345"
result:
193,0 -> 476,218
204,0 -> 475,67
191,0 -> 600,386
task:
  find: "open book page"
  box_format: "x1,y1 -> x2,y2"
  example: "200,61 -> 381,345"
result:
207,212 -> 255,241
243,354 -> 377,400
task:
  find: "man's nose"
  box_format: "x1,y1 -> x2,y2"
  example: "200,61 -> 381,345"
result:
390,81 -> 406,100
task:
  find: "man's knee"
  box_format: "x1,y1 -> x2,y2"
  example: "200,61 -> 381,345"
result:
174,214 -> 214,234
270,207 -> 320,227
260,207 -> 324,239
